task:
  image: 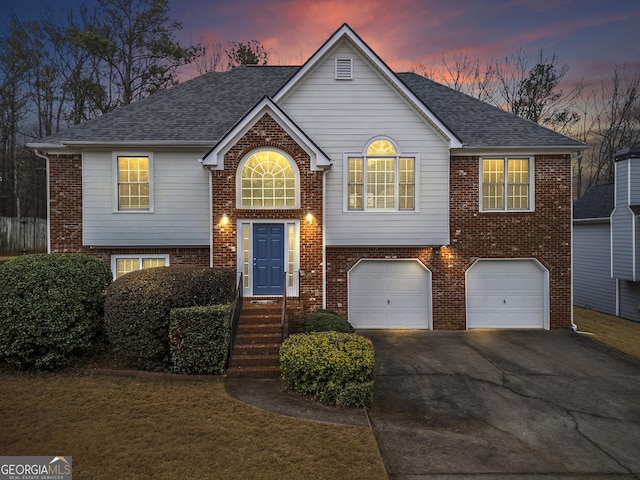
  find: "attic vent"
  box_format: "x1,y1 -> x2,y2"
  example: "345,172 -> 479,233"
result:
335,58 -> 353,80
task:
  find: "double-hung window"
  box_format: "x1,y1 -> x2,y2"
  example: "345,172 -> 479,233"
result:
347,138 -> 416,211
116,155 -> 152,211
481,157 -> 532,211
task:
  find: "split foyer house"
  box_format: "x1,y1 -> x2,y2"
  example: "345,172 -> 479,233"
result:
29,24 -> 586,330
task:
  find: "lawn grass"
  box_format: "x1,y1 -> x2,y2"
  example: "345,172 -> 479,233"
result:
574,306 -> 640,360
0,372 -> 387,480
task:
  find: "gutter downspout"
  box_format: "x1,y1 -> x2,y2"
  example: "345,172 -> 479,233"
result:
570,151 -> 577,332
322,168 -> 328,310
34,149 -> 51,253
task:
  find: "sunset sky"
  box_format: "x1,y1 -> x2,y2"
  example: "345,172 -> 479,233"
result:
5,0 -> 640,86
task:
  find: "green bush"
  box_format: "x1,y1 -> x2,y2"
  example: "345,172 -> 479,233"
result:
103,266 -> 235,370
0,253 -> 112,370
301,310 -> 355,334
279,331 -> 375,407
169,305 -> 232,374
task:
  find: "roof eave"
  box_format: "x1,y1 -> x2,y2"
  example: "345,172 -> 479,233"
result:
28,140 -> 215,153
451,144 -> 588,155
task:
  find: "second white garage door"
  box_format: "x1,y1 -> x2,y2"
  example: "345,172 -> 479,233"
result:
466,259 -> 548,329
348,259 -> 431,329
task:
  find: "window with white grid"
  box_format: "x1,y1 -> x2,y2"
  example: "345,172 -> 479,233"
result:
117,156 -> 150,210
112,255 -> 169,278
481,157 -> 531,211
347,138 -> 415,211
240,150 -> 298,208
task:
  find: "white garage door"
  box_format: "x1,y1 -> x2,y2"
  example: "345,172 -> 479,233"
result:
349,260 -> 430,329
467,259 -> 547,329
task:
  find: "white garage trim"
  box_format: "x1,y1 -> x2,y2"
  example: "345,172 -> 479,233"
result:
466,258 -> 550,330
348,259 -> 432,329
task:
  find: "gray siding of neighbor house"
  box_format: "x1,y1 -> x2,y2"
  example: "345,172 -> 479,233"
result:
620,280 -> 640,322
573,222 -> 617,315
612,161 -> 635,280
83,150 -> 211,247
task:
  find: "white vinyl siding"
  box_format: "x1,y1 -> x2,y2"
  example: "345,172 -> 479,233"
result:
279,41 -> 449,246
83,150 -> 210,247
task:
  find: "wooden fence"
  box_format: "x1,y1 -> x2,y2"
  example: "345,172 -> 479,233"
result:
0,217 -> 47,256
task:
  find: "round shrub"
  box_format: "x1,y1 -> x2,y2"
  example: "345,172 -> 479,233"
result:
279,331 -> 375,407
0,253 -> 113,370
103,266 -> 234,370
301,310 -> 355,334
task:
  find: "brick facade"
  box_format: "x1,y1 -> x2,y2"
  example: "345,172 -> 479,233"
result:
210,113 -> 324,311
48,145 -> 571,329
325,154 -> 573,330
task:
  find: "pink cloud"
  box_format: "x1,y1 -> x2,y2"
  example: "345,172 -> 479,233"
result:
174,0 -> 639,83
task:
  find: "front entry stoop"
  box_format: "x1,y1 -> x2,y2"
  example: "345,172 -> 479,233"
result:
226,299 -> 286,379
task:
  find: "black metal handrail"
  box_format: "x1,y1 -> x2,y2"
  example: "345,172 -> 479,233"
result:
226,272 -> 243,369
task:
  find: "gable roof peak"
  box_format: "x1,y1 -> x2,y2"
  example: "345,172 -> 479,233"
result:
273,24 -> 462,148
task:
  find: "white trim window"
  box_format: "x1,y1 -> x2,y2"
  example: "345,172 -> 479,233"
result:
347,138 -> 416,211
481,157 -> 533,211
237,149 -> 300,208
111,254 -> 169,279
114,153 -> 153,212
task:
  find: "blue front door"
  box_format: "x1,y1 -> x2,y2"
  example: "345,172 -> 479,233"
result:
253,223 -> 285,295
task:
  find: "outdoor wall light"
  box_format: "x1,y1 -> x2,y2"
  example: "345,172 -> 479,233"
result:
221,213 -> 229,226
305,212 -> 313,224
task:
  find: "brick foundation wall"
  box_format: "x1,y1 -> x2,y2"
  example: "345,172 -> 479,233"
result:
211,113 -> 324,311
326,154 -> 573,330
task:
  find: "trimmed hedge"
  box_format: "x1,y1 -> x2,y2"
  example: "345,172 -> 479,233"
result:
103,266 -> 235,370
301,310 -> 355,334
279,331 -> 375,407
169,305 -> 232,374
0,253 -> 113,370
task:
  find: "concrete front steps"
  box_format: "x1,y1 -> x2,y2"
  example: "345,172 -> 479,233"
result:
226,299 -> 284,379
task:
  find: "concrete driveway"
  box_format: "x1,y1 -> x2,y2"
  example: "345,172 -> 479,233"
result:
361,329 -> 640,479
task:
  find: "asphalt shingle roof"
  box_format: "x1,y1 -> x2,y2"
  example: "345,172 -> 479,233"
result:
573,183 -> 615,219
36,65 -> 584,149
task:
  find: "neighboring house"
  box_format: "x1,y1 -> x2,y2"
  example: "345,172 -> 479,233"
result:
573,146 -> 640,323
28,24 -> 586,330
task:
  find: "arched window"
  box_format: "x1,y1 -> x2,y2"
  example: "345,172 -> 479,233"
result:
347,138 -> 415,211
239,149 -> 298,208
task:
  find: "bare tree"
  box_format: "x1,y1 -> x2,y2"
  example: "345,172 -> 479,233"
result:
577,65 -> 640,195
0,16 -> 32,217
413,53 -> 494,102
489,49 -> 583,133
193,37 -> 227,74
